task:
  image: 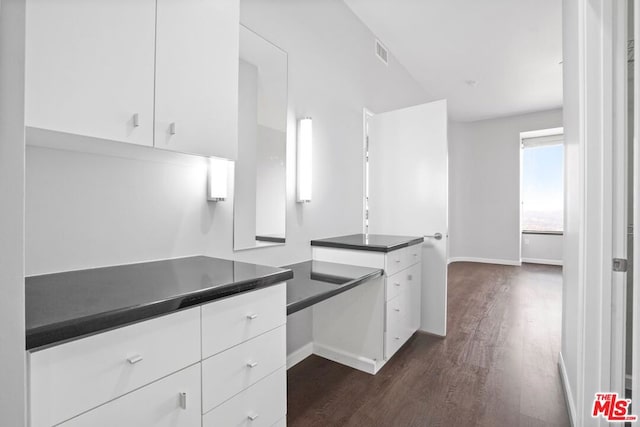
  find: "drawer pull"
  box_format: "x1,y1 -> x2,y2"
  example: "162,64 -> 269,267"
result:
413,253 -> 418,257
395,336 -> 401,340
246,313 -> 259,320
246,361 -> 259,368
395,259 -> 401,263
127,355 -> 143,365
407,274 -> 413,281
394,282 -> 401,287
394,308 -> 400,312
179,392 -> 187,410
248,413 -> 259,421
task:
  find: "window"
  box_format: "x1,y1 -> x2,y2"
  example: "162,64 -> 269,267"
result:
521,134 -> 564,233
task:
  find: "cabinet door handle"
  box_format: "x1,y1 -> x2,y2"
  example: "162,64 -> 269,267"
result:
132,113 -> 140,128
394,308 -> 400,312
127,355 -> 143,364
407,274 -> 413,281
169,122 -> 176,135
246,361 -> 259,368
395,336 -> 401,340
395,259 -> 401,263
247,413 -> 259,421
394,282 -> 401,287
246,313 -> 258,320
179,392 -> 187,410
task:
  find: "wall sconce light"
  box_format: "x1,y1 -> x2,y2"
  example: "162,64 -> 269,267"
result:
297,117 -> 313,203
208,157 -> 230,201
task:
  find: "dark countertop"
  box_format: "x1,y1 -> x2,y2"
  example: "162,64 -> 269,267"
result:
26,256 -> 293,351
284,260 -> 383,315
310,234 -> 424,253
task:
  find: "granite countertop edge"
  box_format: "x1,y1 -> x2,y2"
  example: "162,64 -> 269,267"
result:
27,268 -> 293,352
310,236 -> 425,252
286,262 -> 383,315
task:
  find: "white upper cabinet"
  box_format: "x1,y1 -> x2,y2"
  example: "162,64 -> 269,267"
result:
25,0 -> 156,147
25,0 -> 239,159
155,0 -> 239,159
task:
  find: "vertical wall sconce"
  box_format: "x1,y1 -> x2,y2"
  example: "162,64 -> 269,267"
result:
208,157 -> 230,201
297,117 -> 313,203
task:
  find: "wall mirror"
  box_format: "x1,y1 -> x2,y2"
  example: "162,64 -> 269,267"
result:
234,25 -> 288,250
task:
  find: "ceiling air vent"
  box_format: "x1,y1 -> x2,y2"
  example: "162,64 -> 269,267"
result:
375,39 -> 388,65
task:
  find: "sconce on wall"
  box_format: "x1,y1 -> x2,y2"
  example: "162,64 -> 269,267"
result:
208,157 -> 230,201
297,117 -> 313,203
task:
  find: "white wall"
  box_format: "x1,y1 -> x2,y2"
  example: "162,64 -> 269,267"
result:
561,0 -> 580,416
0,0 -> 27,425
25,0 -> 429,356
521,234 -> 563,265
448,108 -> 563,264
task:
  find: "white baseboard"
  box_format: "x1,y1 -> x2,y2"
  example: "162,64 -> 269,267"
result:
286,342 -> 314,370
313,343 -> 381,375
558,352 -> 576,426
522,257 -> 563,266
448,257 -> 522,266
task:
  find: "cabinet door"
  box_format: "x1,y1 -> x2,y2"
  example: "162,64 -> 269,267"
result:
407,263 -> 422,333
25,0 -> 155,146
155,0 -> 239,159
60,364 -> 201,427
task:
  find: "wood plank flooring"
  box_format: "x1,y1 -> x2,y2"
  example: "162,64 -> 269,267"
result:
287,262 -> 570,427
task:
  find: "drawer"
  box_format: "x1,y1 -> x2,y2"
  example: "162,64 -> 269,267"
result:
203,367 -> 286,427
201,283 -> 286,358
385,270 -> 407,301
59,364 -> 201,427
202,325 -> 286,413
384,247 -> 406,276
406,243 -> 422,267
29,307 -> 201,427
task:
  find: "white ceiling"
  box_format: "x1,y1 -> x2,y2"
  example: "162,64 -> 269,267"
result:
344,0 -> 563,122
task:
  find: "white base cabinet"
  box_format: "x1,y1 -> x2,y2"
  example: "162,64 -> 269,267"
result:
312,243 -> 422,372
28,284 -> 287,427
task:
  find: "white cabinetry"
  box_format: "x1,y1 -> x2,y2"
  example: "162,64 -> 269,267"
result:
29,308 -> 201,427
59,364 -> 202,427
25,0 -> 239,159
25,0 -> 156,147
28,284 -> 286,427
155,0 -> 238,158
312,243 -> 422,371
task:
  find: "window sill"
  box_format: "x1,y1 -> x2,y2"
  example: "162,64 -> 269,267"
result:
522,230 -> 564,236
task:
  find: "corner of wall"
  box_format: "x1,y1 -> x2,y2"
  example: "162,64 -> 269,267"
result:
558,351 -> 577,426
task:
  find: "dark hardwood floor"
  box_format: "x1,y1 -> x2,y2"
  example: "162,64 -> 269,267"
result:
287,262 -> 570,427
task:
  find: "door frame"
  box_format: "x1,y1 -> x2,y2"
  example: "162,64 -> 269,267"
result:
362,108 -> 375,235
610,0 -> 630,402
567,0 -> 618,425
